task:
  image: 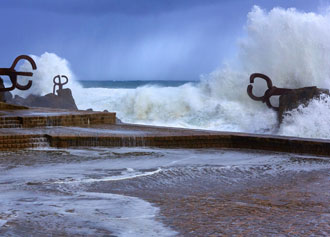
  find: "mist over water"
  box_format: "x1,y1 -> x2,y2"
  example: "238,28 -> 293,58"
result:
16,6 -> 330,139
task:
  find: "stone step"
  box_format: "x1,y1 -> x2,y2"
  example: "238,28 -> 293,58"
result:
0,135 -> 49,150
0,124 -> 22,128
20,112 -> 116,128
0,119 -> 20,123
0,112 -> 116,128
0,117 -> 22,128
30,137 -> 49,148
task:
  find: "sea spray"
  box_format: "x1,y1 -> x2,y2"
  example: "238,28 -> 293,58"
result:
13,6 -> 330,139
279,94 -> 330,139
82,6 -> 330,136
239,6 -> 330,89
15,52 -> 83,98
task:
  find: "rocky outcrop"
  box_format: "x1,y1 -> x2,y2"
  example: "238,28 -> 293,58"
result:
7,88 -> 78,110
278,86 -> 330,123
0,78 -> 14,102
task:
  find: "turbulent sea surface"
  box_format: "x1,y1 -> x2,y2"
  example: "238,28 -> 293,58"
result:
15,6 -> 330,139
4,6 -> 330,237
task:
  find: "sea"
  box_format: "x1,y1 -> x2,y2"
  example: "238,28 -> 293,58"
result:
79,80 -> 197,89
14,6 -> 330,139
75,76 -> 329,139
3,6 -> 330,236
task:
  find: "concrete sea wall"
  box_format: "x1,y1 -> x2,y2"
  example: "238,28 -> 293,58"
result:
0,108 -> 329,157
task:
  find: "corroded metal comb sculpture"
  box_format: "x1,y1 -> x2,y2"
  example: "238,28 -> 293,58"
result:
53,75 -> 68,95
0,55 -> 37,92
247,73 -> 293,111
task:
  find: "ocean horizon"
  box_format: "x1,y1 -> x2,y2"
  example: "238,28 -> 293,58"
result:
78,80 -> 198,89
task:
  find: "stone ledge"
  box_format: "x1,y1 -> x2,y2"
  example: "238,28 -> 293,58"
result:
0,134 -> 48,150
20,112 -> 116,127
0,109 -> 329,157
46,132 -> 330,157
0,102 -> 28,110
0,110 -> 116,128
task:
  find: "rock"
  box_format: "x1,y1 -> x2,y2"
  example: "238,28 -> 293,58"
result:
55,88 -> 78,110
7,88 -> 78,110
0,77 -> 13,102
278,86 -> 330,123
0,91 -> 13,102
116,117 -> 123,124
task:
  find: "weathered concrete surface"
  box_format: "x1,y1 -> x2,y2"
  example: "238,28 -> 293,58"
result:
45,124 -> 330,157
0,121 -> 329,156
0,134 -> 48,149
0,102 -> 28,110
278,87 -> 330,123
0,107 -> 116,128
0,148 -> 327,236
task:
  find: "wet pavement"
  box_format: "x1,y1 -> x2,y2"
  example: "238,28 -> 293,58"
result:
0,108 -> 329,236
0,147 -> 328,236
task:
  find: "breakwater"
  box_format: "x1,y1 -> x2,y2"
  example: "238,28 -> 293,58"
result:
0,108 -> 329,156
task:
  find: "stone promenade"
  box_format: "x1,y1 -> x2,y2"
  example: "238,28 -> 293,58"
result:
0,107 -> 329,157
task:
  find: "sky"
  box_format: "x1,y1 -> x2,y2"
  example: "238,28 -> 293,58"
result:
0,0 -> 324,81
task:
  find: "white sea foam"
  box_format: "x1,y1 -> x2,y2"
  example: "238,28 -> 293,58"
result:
15,6 -> 330,139
279,94 -> 330,139
15,52 -> 83,98
54,167 -> 162,184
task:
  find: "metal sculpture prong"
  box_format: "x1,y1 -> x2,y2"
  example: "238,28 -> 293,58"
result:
0,55 -> 37,92
53,75 -> 69,95
247,73 -> 293,111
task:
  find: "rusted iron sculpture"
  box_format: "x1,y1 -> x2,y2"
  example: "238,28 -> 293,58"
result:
0,55 -> 37,92
247,73 -> 293,111
53,75 -> 68,95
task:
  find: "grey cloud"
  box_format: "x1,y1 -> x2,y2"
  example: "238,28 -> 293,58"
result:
2,0 -> 223,16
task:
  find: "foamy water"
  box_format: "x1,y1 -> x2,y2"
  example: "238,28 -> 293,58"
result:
0,147 -> 328,235
15,6 -> 330,139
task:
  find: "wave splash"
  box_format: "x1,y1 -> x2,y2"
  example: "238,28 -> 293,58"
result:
16,6 -> 330,139
279,94 -> 330,138
15,52 -> 83,98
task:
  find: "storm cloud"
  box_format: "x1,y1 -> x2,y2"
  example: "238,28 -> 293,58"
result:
0,0 -> 320,80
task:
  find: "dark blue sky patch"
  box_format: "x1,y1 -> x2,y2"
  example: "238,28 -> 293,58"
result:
0,0 -> 319,80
